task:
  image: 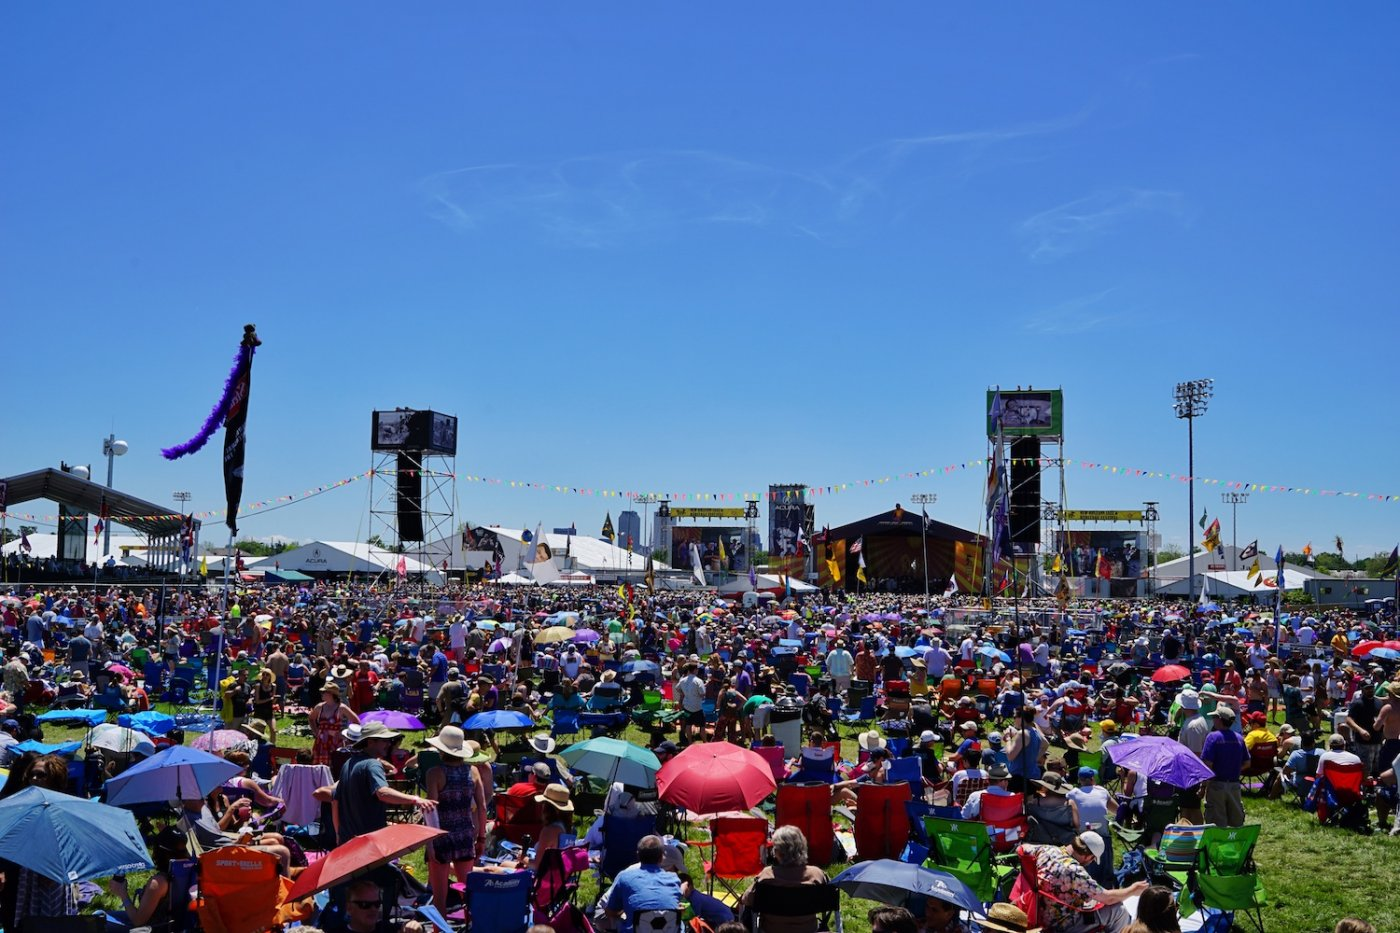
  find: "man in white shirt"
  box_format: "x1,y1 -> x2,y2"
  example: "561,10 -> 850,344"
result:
960,636 -> 976,666
825,642 -> 854,694
561,647 -> 583,681
1247,642 -> 1271,671
961,762 -> 1014,819
923,641 -> 951,679
1177,691 -> 1211,758
410,616 -> 428,644
676,662 -> 707,745
448,617 -> 467,660
1316,732 -> 1361,775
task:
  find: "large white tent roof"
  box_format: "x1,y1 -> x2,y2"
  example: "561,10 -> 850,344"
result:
1155,568 -> 1308,598
423,528 -> 668,575
252,540 -> 442,581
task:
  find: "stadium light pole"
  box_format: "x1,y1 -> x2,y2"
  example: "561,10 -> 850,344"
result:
1174,379 -> 1213,601
910,493 -> 937,606
1221,492 -> 1248,571
100,433 -> 128,557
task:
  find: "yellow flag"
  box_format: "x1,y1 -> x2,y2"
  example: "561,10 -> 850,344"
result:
199,556 -> 208,577
826,558 -> 841,583
856,565 -> 867,584
718,537 -> 727,563
1248,557 -> 1261,583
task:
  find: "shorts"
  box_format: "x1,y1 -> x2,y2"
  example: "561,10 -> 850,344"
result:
683,710 -> 705,726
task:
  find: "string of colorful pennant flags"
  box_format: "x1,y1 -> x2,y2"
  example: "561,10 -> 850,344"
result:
3,455 -> 1399,526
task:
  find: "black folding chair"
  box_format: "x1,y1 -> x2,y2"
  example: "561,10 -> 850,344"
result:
750,879 -> 844,932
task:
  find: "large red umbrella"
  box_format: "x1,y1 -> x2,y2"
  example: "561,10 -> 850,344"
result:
1352,641 -> 1384,657
1150,665 -> 1192,684
657,741 -> 777,814
287,823 -> 444,900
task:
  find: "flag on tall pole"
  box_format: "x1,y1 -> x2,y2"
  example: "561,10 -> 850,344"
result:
749,561 -> 757,588
396,555 -> 408,579
1379,545 -> 1399,579
644,552 -> 656,591
601,513 -> 615,543
1199,506 -> 1209,530
826,555 -> 842,584
856,551 -> 867,585
1238,540 -> 1258,563
93,498 -> 108,545
850,537 -> 863,555
19,530 -> 32,553
198,555 -> 208,577
717,536 -> 727,566
689,543 -> 706,586
944,574 -> 958,597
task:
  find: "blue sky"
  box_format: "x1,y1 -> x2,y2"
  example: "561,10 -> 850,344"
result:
3,4 -> 1398,558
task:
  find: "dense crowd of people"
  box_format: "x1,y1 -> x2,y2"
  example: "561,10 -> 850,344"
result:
0,577 -> 1395,932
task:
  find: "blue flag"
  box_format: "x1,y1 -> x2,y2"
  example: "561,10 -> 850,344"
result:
1274,545 -> 1285,586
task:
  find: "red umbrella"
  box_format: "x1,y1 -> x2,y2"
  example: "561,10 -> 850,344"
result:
1385,641 -> 1400,651
1352,641 -> 1385,657
1150,665 -> 1192,684
287,823 -> 443,900
656,741 -> 777,814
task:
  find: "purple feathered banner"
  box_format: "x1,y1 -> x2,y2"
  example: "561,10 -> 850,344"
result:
162,325 -> 260,461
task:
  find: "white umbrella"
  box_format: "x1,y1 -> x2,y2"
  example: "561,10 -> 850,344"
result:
85,724 -> 155,757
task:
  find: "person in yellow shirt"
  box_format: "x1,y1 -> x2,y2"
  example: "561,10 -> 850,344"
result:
1331,630 -> 1350,661
1243,711 -> 1277,753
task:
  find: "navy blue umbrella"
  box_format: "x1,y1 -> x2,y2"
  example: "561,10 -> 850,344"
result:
0,787 -> 152,883
831,859 -> 983,915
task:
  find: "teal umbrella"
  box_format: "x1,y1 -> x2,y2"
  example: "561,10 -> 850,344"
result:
561,737 -> 661,789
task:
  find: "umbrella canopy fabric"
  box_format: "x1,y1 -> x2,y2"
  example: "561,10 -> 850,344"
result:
1365,647 -> 1400,661
191,729 -> 258,755
120,711 -> 177,736
656,741 -> 776,813
36,708 -> 108,727
534,626 -> 574,644
831,859 -> 983,915
975,646 -> 1012,664
15,740 -> 81,757
618,660 -> 660,677
462,710 -> 534,731
85,724 -> 155,757
287,824 -> 444,900
0,786 -> 152,883
572,629 -> 602,644
105,745 -> 243,806
360,710 -> 426,731
1103,736 -> 1214,789
1150,665 -> 1193,684
487,637 -> 513,653
561,737 -> 661,789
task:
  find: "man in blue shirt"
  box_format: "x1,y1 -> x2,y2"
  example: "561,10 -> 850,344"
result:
1201,705 -> 1246,827
605,835 -> 681,933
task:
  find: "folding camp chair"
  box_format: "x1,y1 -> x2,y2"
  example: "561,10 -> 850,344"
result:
1143,822 -> 1213,888
1314,760 -> 1370,830
750,879 -> 844,933
531,845 -> 590,918
776,782 -> 836,867
1184,825 -> 1266,933
753,744 -> 788,783
978,791 -> 1028,853
634,908 -> 683,933
466,868 -> 534,933
924,816 -> 1017,903
692,816 -> 768,903
1240,741 -> 1278,795
854,781 -> 912,861
494,791 -> 546,846
598,811 -> 659,883
196,845 -> 290,933
551,710 -> 581,742
1012,844 -> 1109,933
840,695 -> 877,732
886,737 -> 912,758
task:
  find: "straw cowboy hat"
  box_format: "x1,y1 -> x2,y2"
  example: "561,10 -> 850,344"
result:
857,730 -> 887,752
321,681 -> 342,698
462,740 -> 494,765
978,902 -> 1041,933
1034,771 -> 1071,795
534,783 -> 575,812
356,721 -> 402,745
239,719 -> 270,742
427,725 -> 469,758
331,664 -> 352,680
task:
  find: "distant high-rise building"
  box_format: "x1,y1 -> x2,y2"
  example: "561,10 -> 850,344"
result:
617,510 -> 642,551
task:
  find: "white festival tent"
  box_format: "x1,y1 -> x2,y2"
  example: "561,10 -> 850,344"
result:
245,540 -> 443,583
1154,568 -> 1309,600
424,528 -> 668,578
717,573 -> 818,596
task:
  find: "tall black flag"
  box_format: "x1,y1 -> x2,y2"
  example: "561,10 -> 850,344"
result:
223,325 -> 261,534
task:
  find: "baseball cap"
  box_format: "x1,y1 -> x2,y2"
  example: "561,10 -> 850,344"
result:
987,731 -> 1003,746
653,740 -> 679,757
1213,705 -> 1237,723
1078,766 -> 1098,781
1078,831 -> 1105,859
918,729 -> 940,745
0,719 -> 17,732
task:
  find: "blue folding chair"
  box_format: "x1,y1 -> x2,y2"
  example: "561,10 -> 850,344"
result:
886,756 -> 923,787
886,738 -> 912,758
142,662 -> 166,692
598,812 -> 659,883
841,696 -> 877,732
465,868 -> 534,933
551,710 -> 580,741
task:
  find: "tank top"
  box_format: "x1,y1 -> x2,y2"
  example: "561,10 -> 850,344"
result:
1009,729 -> 1042,779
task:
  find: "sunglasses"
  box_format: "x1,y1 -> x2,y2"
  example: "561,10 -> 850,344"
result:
350,900 -> 382,909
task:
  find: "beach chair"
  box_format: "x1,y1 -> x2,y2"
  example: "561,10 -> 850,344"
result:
466,868 -> 534,933
196,845 -> 290,933
776,782 -> 836,867
598,811 -> 659,883
1240,741 -> 1278,795
1143,822 -> 1213,888
854,782 -> 911,861
551,710 -> 581,742
925,816 -> 1017,904
979,791 -> 1028,853
753,744 -> 788,784
750,880 -> 843,933
494,791 -> 545,847
693,816 -> 768,902
1184,825 -> 1266,933
1313,760 -> 1369,830
530,845 -> 589,917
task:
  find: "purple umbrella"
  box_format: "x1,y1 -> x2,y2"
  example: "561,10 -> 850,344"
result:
488,637 -> 513,653
360,710 -> 425,731
572,629 -> 601,644
1103,736 -> 1214,788
190,729 -> 257,755
881,612 -> 902,622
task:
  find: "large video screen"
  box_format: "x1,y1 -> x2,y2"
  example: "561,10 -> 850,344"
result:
371,410 -> 458,455
671,525 -> 748,573
988,389 -> 1064,438
1056,530 -> 1144,580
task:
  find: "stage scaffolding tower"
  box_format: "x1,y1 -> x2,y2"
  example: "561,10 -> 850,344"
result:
368,447 -> 457,589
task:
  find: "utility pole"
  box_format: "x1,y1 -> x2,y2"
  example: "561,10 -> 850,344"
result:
910,493 -> 937,607
1221,492 -> 1248,571
1174,379 -> 1213,601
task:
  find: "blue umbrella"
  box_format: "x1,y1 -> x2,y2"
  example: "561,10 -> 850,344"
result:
462,710 -> 534,731
119,710 -> 177,736
104,744 -> 243,806
561,737 -> 661,788
619,660 -> 660,677
1365,647 -> 1400,661
36,708 -> 107,727
15,740 -> 81,757
894,646 -> 921,659
0,786 -> 152,882
976,646 -> 1012,664
1067,629 -> 1088,637
831,859 -> 983,915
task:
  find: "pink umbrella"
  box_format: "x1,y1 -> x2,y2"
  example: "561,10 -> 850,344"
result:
105,663 -> 135,678
191,730 -> 257,755
657,741 -> 777,814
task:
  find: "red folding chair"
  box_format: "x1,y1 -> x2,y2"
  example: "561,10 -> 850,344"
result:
854,782 -> 911,861
691,816 -> 769,903
1315,759 -> 1367,826
776,782 -> 836,868
494,791 -> 545,846
1240,741 -> 1278,794
752,745 -> 788,784
979,792 -> 1028,853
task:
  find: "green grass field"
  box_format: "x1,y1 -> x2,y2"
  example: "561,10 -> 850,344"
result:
40,709 -> 1397,933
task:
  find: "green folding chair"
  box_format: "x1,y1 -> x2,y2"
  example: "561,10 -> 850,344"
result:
923,816 -> 1016,904
1182,824 -> 1266,933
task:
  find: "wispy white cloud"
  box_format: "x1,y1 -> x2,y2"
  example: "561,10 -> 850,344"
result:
1021,288 -> 1129,334
1018,189 -> 1186,262
419,112 -> 1089,249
